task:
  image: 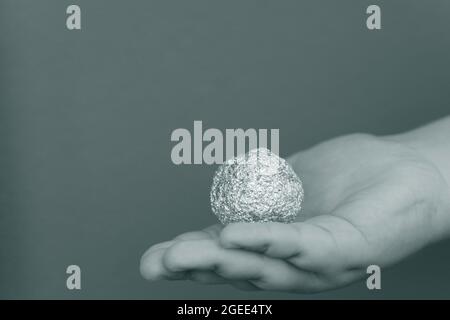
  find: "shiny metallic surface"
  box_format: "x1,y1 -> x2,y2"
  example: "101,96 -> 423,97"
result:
210,148 -> 304,224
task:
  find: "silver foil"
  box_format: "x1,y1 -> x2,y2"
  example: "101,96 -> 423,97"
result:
210,148 -> 304,224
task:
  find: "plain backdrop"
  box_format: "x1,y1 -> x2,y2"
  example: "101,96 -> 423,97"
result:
1,0 -> 450,299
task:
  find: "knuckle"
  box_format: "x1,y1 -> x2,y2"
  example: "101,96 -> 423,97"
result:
219,226 -> 236,245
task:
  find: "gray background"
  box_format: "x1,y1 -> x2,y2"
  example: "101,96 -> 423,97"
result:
1,0 -> 450,299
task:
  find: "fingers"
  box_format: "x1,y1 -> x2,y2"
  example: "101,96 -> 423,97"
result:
219,222 -> 304,259
162,239 -> 265,279
140,230 -> 332,292
140,225 -> 222,281
160,238 -> 323,292
140,235 -> 266,282
140,242 -> 188,280
140,222 -> 350,292
141,243 -> 261,290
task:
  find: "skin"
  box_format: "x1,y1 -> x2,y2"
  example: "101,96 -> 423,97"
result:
140,117 -> 450,293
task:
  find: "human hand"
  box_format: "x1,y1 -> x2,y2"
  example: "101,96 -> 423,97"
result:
140,134 -> 450,293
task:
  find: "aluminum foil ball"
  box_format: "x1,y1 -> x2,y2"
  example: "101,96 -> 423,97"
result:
210,148 -> 304,224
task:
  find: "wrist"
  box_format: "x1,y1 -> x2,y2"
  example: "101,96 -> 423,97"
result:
388,124 -> 450,188
386,127 -> 450,241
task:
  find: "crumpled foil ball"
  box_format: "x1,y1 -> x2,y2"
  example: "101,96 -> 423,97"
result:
210,148 -> 304,224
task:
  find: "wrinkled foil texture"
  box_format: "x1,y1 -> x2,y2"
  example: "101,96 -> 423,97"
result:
210,148 -> 304,224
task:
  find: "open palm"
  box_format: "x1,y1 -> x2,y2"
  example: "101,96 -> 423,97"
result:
140,134 -> 450,293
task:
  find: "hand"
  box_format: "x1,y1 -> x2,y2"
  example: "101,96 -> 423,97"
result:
140,134 -> 450,293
